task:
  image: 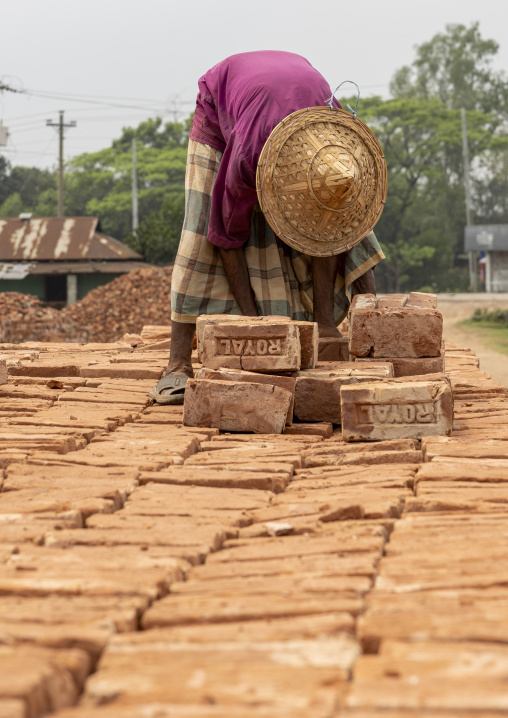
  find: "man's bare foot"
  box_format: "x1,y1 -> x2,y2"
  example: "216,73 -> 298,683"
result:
317,324 -> 343,339
163,320 -> 196,379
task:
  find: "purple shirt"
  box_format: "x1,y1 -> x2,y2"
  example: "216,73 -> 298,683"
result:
189,51 -> 338,249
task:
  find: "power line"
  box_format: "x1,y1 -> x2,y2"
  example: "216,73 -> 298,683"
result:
5,105 -> 161,123
5,103 -> 195,130
10,116 -> 156,132
26,88 -> 172,103
26,89 -> 170,113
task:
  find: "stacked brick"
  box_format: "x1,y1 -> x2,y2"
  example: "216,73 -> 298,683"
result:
186,316 -> 319,434
349,291 -> 445,375
187,316 -> 392,434
339,292 -> 452,442
0,327 -> 508,714
187,297 -> 453,443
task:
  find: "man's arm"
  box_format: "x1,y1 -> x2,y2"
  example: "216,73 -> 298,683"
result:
312,254 -> 342,334
219,247 -> 259,316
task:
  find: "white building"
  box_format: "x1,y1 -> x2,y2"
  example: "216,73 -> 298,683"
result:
465,225 -> 508,292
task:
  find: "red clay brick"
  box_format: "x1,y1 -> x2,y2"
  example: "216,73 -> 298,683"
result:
406,291 -> 438,308
341,379 -> 453,441
349,306 -> 443,358
196,315 -> 317,369
197,367 -> 295,425
184,379 -> 292,434
201,322 -> 301,372
355,355 -> 445,377
0,358 -> 7,385
294,369 -> 387,424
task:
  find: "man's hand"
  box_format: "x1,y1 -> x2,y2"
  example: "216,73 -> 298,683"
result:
219,247 -> 259,316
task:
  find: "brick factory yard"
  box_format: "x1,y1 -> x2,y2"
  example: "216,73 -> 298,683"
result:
0,298 -> 508,716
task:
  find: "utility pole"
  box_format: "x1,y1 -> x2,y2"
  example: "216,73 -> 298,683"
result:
46,111 -> 76,217
0,82 -> 19,150
131,137 -> 139,231
0,121 -> 8,147
461,107 -> 477,292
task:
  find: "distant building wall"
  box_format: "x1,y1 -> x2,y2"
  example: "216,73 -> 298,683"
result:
78,273 -> 120,299
491,251 -> 508,293
0,273 -> 122,302
0,275 -> 45,297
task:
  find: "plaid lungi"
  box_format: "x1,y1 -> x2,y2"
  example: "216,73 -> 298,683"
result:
171,140 -> 385,325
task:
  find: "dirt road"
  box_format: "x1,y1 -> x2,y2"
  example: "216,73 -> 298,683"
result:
438,293 -> 508,387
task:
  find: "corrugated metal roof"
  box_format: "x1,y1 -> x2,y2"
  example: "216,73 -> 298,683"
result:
0,217 -> 142,261
88,232 -> 143,260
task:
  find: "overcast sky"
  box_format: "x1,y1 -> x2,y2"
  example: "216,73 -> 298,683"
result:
1,0 -> 507,170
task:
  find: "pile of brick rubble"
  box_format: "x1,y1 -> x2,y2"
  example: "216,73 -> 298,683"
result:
0,293 -> 87,344
0,292 -> 508,716
62,265 -> 173,343
0,265 -> 173,345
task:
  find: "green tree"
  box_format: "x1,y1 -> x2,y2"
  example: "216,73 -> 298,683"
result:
0,191 -> 24,217
0,155 -> 11,205
124,194 -> 185,265
9,166 -> 55,209
390,22 -> 508,114
35,187 -> 58,217
369,22 -> 508,291
472,142 -> 508,224
63,117 -> 189,240
0,158 -> 56,216
361,95 -> 507,292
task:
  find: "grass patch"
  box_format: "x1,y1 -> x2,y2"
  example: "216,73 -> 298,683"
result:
459,319 -> 508,355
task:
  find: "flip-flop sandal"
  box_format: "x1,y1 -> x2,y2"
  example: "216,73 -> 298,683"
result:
148,374 -> 189,405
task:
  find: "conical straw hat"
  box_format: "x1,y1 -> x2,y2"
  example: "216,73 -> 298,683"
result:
256,106 -> 387,257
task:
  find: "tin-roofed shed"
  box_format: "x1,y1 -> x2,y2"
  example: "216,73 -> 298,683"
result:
0,216 -> 153,304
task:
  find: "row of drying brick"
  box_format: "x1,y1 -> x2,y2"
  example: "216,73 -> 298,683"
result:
0,342 -> 200,717
0,339 -> 506,716
53,345 -> 508,716
0,339 -> 406,716
54,410 -> 508,713
1,341 -> 453,443
342,348 -> 508,714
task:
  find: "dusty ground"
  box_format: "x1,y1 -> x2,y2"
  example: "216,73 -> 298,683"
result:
438,293 -> 508,387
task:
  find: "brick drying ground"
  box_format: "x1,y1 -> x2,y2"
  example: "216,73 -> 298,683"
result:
0,336 -> 507,717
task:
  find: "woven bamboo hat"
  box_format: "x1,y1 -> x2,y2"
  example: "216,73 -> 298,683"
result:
256,105 -> 388,256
